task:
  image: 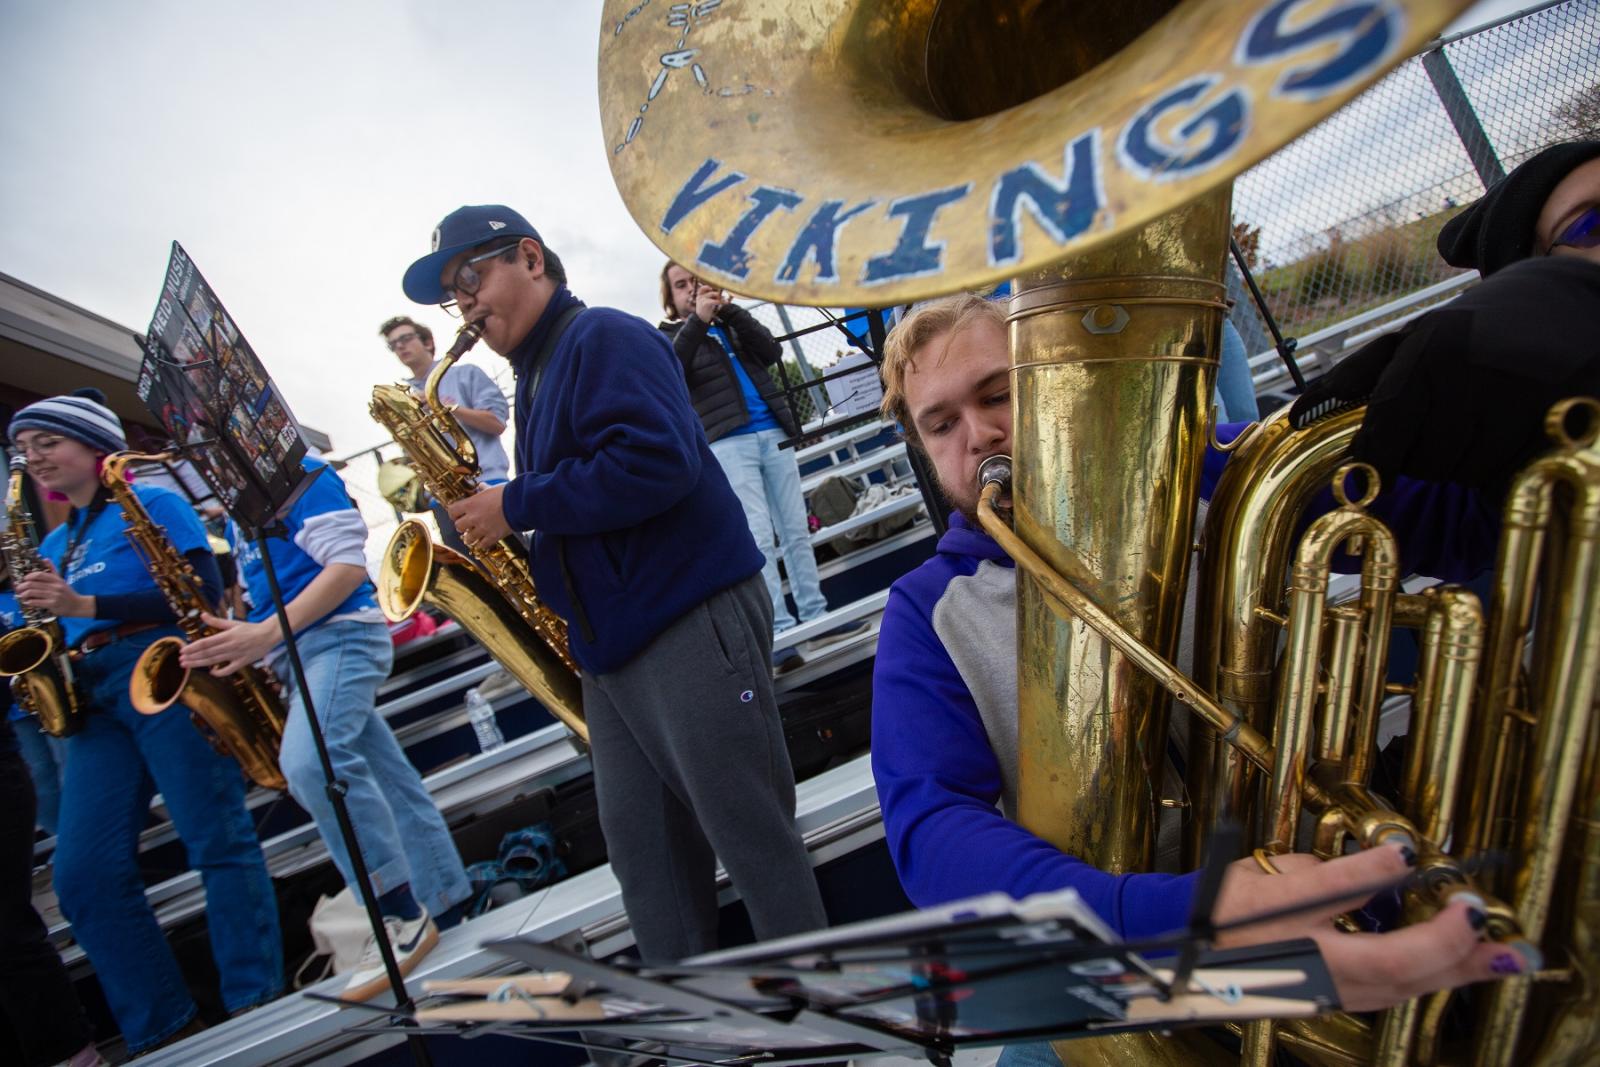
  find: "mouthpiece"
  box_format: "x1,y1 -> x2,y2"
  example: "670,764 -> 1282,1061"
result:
446,320 -> 485,359
977,454 -> 1013,492
9,453 -> 26,473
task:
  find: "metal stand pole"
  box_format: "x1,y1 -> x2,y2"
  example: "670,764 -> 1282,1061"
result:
253,525 -> 433,1067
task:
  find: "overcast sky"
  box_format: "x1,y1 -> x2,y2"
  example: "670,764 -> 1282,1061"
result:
0,0 -> 1539,461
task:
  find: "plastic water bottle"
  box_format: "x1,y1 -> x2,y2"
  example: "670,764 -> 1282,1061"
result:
465,686 -> 506,754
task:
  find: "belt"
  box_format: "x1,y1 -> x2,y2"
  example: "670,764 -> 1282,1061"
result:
75,621 -> 160,656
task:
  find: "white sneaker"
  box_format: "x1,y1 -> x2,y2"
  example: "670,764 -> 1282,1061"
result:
342,910 -> 439,1002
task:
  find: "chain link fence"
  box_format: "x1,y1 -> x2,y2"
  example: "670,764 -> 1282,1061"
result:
1227,0 -> 1599,367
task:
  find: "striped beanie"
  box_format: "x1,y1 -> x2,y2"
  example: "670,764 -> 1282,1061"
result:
7,388 -> 129,456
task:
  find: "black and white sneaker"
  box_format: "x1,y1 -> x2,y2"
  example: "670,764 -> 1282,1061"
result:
343,910 -> 439,1002
800,619 -> 872,653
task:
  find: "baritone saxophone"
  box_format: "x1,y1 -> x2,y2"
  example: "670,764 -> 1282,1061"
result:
369,320 -> 586,741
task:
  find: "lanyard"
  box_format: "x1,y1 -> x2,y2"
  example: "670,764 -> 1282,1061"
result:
62,491 -> 109,573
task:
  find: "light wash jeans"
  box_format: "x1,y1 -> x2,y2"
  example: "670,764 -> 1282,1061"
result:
276,618 -> 470,916
709,428 -> 827,632
1214,319 -> 1258,423
12,712 -> 66,834
55,625 -> 282,1053
997,1042 -> 1063,1067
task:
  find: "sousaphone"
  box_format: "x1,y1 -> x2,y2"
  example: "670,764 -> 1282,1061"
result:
598,3 -> 1506,1065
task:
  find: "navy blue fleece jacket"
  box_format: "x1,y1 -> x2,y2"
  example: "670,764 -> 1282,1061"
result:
498,287 -> 764,674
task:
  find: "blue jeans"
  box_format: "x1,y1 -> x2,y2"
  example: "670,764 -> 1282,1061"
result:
1214,319 -> 1258,423
997,1042 -> 1063,1067
709,428 -> 827,632
13,713 -> 66,834
55,626 -> 282,1053
276,619 -> 469,915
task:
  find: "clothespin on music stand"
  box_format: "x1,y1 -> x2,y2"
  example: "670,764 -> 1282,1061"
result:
1160,820 -> 1244,1003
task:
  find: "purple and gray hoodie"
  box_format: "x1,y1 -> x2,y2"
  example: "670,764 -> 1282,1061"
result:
871,423 -> 1501,941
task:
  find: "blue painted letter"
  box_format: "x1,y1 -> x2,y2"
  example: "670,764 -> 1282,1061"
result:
776,199 -> 876,284
988,132 -> 1102,267
1238,0 -> 1397,99
1118,76 -> 1248,183
660,158 -> 746,234
697,185 -> 803,279
860,184 -> 972,286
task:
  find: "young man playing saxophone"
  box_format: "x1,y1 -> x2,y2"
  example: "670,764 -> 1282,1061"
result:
400,205 -> 827,964
379,314 -> 510,556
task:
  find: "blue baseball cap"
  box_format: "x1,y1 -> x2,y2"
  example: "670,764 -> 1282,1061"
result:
402,204 -> 542,304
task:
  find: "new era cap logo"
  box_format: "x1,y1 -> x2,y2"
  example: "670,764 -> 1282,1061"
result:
488,220 -> 507,230
431,227 -> 442,251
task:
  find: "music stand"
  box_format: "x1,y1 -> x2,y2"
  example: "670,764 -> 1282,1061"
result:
137,242 -> 432,1066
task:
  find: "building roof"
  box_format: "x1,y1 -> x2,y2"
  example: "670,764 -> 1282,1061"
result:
0,270 -> 333,453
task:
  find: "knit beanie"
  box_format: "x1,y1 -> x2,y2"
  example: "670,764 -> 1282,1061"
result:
7,388 -> 129,455
1436,140 -> 1600,276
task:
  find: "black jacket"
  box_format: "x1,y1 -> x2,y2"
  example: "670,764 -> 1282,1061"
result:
659,306 -> 800,442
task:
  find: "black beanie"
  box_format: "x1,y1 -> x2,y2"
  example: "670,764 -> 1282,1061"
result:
1436,140 -> 1600,276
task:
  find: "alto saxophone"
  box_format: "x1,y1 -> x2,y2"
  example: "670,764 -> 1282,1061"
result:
370,321 -> 586,742
102,452 -> 288,791
0,455 -> 85,737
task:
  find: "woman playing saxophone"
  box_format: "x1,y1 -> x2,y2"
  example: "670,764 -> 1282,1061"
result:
7,390 -> 282,1055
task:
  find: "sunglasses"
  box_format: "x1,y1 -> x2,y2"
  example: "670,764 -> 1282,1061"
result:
1550,206 -> 1600,254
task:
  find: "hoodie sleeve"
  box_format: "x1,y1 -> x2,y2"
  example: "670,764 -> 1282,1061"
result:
871,580 -> 1196,941
502,313 -> 706,535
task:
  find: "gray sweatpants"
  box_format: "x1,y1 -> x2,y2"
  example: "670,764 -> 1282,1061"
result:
583,573 -> 828,963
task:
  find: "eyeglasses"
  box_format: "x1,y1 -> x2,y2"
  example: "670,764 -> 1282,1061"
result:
439,242 -> 520,317
385,331 -> 420,351
1549,206 -> 1600,254
14,435 -> 67,460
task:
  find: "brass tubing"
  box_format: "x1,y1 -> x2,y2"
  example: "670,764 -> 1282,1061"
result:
1473,437 -> 1600,1067
1008,188 -> 1229,885
1414,588 -> 1484,846
1376,589 -> 1484,1067
1266,485 -> 1400,853
380,519 -> 588,742
1318,604 -> 1364,767
978,482 -> 1279,783
1188,409 -> 1364,866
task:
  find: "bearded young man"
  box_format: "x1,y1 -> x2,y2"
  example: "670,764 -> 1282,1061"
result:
869,295 -> 1528,1047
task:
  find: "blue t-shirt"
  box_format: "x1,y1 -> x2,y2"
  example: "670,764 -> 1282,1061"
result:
707,324 -> 779,436
40,485 -> 210,648
232,458 -> 378,629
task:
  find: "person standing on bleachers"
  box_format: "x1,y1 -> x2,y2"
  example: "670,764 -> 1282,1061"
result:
8,391 -> 282,1055
180,455 -> 471,1002
658,262 -> 868,675
409,205 -> 828,964
379,314 -> 511,557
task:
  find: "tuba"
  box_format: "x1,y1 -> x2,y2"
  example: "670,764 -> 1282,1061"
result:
103,452 -> 288,791
0,454 -> 85,737
596,1 -> 1595,1064
370,322 -> 586,741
